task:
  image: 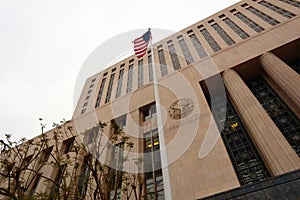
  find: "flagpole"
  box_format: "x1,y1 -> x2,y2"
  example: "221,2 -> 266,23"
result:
150,30 -> 172,200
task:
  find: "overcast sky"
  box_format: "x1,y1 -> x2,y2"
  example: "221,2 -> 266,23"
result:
0,0 -> 240,141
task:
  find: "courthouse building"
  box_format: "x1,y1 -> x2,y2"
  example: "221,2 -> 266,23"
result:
73,0 -> 300,199
2,0 -> 300,199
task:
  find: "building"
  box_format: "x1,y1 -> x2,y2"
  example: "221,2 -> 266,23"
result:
1,0 -> 300,199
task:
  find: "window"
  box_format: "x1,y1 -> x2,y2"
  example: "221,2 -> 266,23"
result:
41,146 -> 53,163
199,28 -> 222,52
109,142 -> 124,199
49,164 -> 67,200
223,17 -> 249,39
258,0 -> 295,19
83,126 -> 99,144
78,155 -> 91,198
112,114 -> 127,131
189,33 -> 208,58
126,64 -> 134,93
83,102 -> 88,107
148,55 -> 154,82
158,49 -> 168,77
22,155 -> 33,169
87,89 -> 92,94
246,76 -> 300,156
246,6 -> 280,26
91,78 -> 96,83
205,92 -> 270,185
234,12 -> 265,32
29,173 -> 42,197
85,95 -> 90,101
140,103 -> 157,121
138,59 -> 144,88
81,109 -> 86,114
105,73 -> 115,103
89,84 -> 94,88
178,39 -> 194,65
95,78 -> 107,108
211,23 -> 236,46
144,129 -> 164,199
115,69 -> 124,98
279,0 -> 300,8
63,137 -> 75,154
168,44 -> 181,70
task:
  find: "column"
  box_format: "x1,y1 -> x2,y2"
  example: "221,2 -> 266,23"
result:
260,52 -> 300,108
222,69 -> 300,176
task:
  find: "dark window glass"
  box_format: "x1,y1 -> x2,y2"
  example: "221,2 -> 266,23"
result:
235,12 -> 265,32
246,76 -> 300,156
78,155 -> 91,198
105,73 -> 115,103
279,0 -> 300,8
63,137 -> 75,154
83,126 -> 99,145
138,59 -> 144,88
189,34 -> 208,58
126,64 -> 134,93
168,44 -> 181,70
158,49 -> 168,77
200,28 -> 222,52
178,39 -> 194,65
115,69 -> 124,98
223,18 -> 250,39
207,93 -> 270,185
95,78 -> 107,108
258,0 -> 295,18
211,23 -> 236,46
141,103 -> 157,121
148,55 -> 154,82
246,6 -> 280,26
144,129 -> 164,199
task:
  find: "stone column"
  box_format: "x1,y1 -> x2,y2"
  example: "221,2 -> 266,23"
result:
260,52 -> 300,108
222,69 -> 300,176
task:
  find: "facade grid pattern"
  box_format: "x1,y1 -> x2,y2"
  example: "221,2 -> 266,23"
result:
234,12 -> 265,32
200,28 -> 222,52
211,23 -> 236,46
223,17 -> 250,39
258,0 -> 295,18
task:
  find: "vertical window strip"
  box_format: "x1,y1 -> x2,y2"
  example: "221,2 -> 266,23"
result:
115,69 -> 124,98
168,44 -> 181,70
189,34 -> 208,58
278,0 -> 300,8
126,64 -> 134,93
144,129 -> 164,199
178,39 -> 194,65
211,23 -> 236,46
138,60 -> 144,88
200,28 -> 222,52
246,77 -> 300,156
223,18 -> 250,39
235,12 -> 265,32
148,55 -> 154,82
95,78 -> 107,108
105,73 -> 115,103
158,49 -> 168,77
258,0 -> 295,18
246,6 -> 280,26
206,93 -> 270,185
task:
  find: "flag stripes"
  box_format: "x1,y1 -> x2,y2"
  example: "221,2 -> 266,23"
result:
133,29 -> 152,58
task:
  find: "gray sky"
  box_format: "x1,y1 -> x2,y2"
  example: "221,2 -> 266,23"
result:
0,0 -> 240,141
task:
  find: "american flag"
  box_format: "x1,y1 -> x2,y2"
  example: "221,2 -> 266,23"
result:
133,29 -> 152,58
